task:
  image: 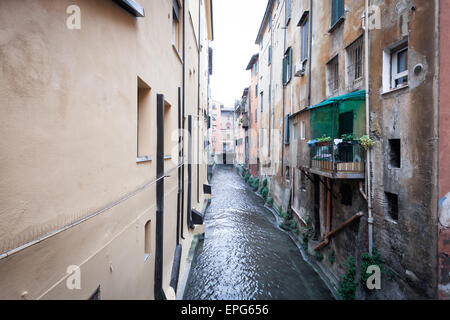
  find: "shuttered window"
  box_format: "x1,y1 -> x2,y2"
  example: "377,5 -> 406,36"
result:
331,0 -> 345,27
283,47 -> 293,86
268,45 -> 272,65
301,16 -> 309,61
285,114 -> 290,144
285,0 -> 292,26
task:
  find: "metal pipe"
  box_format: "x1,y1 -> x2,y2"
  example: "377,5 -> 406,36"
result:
181,0 -> 186,240
281,2 -> 287,178
155,94 -> 167,300
364,0 -> 373,256
314,212 -> 364,251
308,0 -> 313,107
326,178 -> 331,237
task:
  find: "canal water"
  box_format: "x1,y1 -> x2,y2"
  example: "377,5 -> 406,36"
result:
183,166 -> 334,300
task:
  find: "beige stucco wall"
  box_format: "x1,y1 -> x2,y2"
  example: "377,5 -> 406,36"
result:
0,0 -> 212,300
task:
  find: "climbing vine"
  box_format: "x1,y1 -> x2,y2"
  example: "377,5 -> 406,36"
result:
338,257 -> 357,300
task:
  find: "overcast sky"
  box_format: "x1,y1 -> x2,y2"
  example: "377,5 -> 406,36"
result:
210,0 -> 268,108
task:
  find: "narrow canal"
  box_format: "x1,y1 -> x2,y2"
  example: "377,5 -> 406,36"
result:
183,166 -> 334,300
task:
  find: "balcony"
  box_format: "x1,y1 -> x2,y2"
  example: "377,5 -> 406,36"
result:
310,140 -> 365,179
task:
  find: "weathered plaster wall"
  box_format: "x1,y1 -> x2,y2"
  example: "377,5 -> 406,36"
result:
439,0 -> 450,301
0,0 -> 211,300
369,0 -> 439,299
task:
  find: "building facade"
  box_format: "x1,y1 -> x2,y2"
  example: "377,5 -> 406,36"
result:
246,54 -> 260,177
251,0 -> 443,299
0,0 -> 213,300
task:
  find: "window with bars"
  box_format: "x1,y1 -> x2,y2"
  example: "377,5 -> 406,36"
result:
327,55 -> 339,93
346,37 -> 364,87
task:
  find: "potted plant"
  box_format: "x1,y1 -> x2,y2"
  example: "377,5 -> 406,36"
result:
359,135 -> 375,150
316,135 -> 332,146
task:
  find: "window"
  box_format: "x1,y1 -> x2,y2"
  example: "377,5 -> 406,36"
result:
385,192 -> 399,221
346,37 -> 363,87
284,114 -> 290,144
255,85 -> 258,98
300,121 -> 306,140
172,0 -> 181,51
268,45 -> 272,65
341,184 -> 352,206
389,139 -> 401,168
292,122 -> 298,141
164,101 -> 173,159
260,92 -> 264,113
382,40 -> 408,92
285,0 -> 292,26
300,16 -> 309,62
392,45 -> 408,89
331,0 -> 345,27
300,171 -> 306,189
283,47 -> 293,86
113,0 -> 145,17
137,78 -> 152,162
208,47 -> 213,75
89,286 -> 101,300
286,166 -> 290,181
327,55 -> 339,94
144,220 -> 151,261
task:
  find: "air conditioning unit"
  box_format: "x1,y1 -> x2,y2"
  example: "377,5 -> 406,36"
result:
294,60 -> 306,77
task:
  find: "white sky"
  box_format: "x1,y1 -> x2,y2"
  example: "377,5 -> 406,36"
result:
210,0 -> 268,108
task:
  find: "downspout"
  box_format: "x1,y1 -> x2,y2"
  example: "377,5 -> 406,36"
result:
308,0 -> 313,107
197,0 -> 201,204
269,7 -> 273,166
281,4 -> 287,178
364,0 -> 373,256
181,0 -> 186,240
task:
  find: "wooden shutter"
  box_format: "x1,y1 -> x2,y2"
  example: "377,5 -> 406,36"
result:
173,0 -> 180,21
285,115 -> 290,144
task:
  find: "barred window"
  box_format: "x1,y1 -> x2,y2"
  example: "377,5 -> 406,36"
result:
346,37 -> 363,86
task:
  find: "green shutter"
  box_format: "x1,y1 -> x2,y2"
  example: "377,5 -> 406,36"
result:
285,115 -> 290,144
288,48 -> 292,82
282,56 -> 287,85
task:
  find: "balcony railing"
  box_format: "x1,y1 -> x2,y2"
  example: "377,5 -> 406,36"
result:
310,140 -> 365,179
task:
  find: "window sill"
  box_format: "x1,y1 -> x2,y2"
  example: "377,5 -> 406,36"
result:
382,84 -> 409,96
328,16 -> 345,33
136,156 -> 152,163
172,44 -> 183,64
164,155 -> 173,160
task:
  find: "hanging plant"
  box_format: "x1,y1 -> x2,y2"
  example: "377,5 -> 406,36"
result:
359,135 -> 375,150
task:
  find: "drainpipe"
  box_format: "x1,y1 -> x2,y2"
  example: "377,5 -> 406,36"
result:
181,0 -> 186,240
281,4 -> 287,179
308,0 -> 313,107
197,0 -> 201,204
364,0 -> 373,256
